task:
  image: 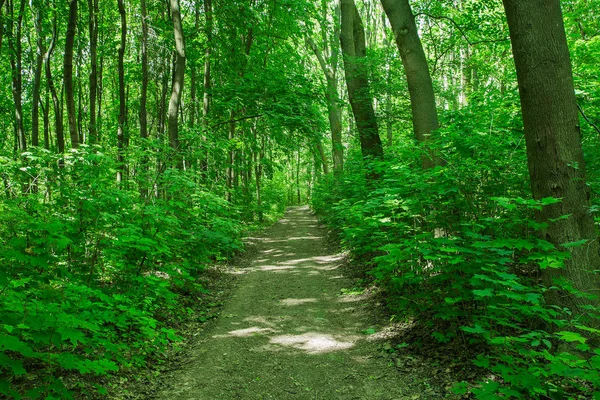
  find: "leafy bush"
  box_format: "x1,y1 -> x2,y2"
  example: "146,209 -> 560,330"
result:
0,146 -> 245,398
312,117 -> 600,398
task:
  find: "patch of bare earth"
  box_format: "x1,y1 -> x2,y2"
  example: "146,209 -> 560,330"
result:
150,206 -> 439,399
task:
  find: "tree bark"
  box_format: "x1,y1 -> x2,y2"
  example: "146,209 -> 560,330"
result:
140,0 -> 149,139
8,0 -> 26,152
167,0 -> 186,162
88,0 -> 98,143
0,0 -> 6,52
307,31 -> 343,177
380,0 -> 439,168
31,1 -> 45,147
117,0 -> 126,182
45,11 -> 64,153
340,0 -> 383,166
64,0 -> 78,148
226,111 -> 235,203
503,0 -> 600,315
199,0 -> 213,177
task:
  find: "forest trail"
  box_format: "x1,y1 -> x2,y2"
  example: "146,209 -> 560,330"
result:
156,206 -> 423,399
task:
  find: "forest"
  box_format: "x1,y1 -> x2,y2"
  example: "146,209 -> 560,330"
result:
0,0 -> 599,398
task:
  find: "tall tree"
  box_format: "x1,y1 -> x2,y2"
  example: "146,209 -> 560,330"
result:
503,0 -> 600,316
307,1 -> 343,176
167,0 -> 186,159
117,0 -> 127,182
44,9 -> 64,153
7,0 -> 26,152
31,1 -> 45,147
64,0 -> 78,148
88,0 -> 99,143
380,0 -> 439,168
140,0 -> 149,139
339,0 -> 383,165
0,0 -> 6,52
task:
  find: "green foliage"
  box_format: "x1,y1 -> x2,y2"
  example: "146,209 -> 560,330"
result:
313,106 -> 600,398
0,147 -> 245,398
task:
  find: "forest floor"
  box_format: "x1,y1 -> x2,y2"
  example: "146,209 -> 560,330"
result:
133,206 -> 456,399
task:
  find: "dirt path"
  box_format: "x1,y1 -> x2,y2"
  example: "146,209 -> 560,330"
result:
156,206 -> 423,399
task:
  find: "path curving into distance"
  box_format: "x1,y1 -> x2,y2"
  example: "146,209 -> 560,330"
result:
157,206 -> 422,400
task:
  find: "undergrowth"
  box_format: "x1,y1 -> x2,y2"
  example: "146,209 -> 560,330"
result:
312,106 -> 600,399
0,145 -> 283,399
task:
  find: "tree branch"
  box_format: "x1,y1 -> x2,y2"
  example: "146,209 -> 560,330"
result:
209,114 -> 263,130
578,103 -> 600,136
415,12 -> 510,46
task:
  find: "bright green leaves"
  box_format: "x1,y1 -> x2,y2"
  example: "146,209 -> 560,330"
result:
0,147 -> 247,397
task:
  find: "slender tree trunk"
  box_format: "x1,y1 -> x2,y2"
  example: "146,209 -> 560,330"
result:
97,55 -> 103,138
340,0 -> 383,166
41,94 -> 50,149
254,128 -> 264,222
140,0 -> 149,139
503,0 -> 600,316
315,139 -> 329,175
45,11 -> 64,153
76,40 -> 84,144
8,0 -> 26,152
167,0 -> 186,162
380,0 -> 439,168
88,0 -> 98,143
31,1 -> 45,147
307,36 -> 344,177
117,0 -> 126,182
0,0 -> 6,52
64,0 -> 78,148
201,0 -> 213,176
226,112 -> 235,202
159,57 -> 169,136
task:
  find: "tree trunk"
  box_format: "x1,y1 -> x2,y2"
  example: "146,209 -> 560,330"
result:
315,139 -> 329,175
88,0 -> 98,143
167,0 -> 186,162
117,0 -> 126,182
201,0 -> 213,176
31,1 -> 45,147
0,0 -> 6,52
503,0 -> 600,316
140,0 -> 149,139
380,0 -> 439,168
8,0 -> 26,152
340,0 -> 383,166
97,55 -> 103,138
307,33 -> 344,177
64,0 -> 78,148
226,111 -> 235,202
45,11 -> 64,154
41,94 -> 50,150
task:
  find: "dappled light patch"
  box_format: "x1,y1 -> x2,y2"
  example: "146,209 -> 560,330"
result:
337,294 -> 367,303
279,298 -> 318,306
219,327 -> 277,338
269,332 -> 356,354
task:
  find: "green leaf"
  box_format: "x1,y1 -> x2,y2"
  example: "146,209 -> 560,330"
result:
556,331 -> 587,344
473,288 -> 494,298
461,324 -> 487,334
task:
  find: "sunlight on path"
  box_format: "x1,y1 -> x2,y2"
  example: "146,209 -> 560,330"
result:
156,206 -> 414,399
